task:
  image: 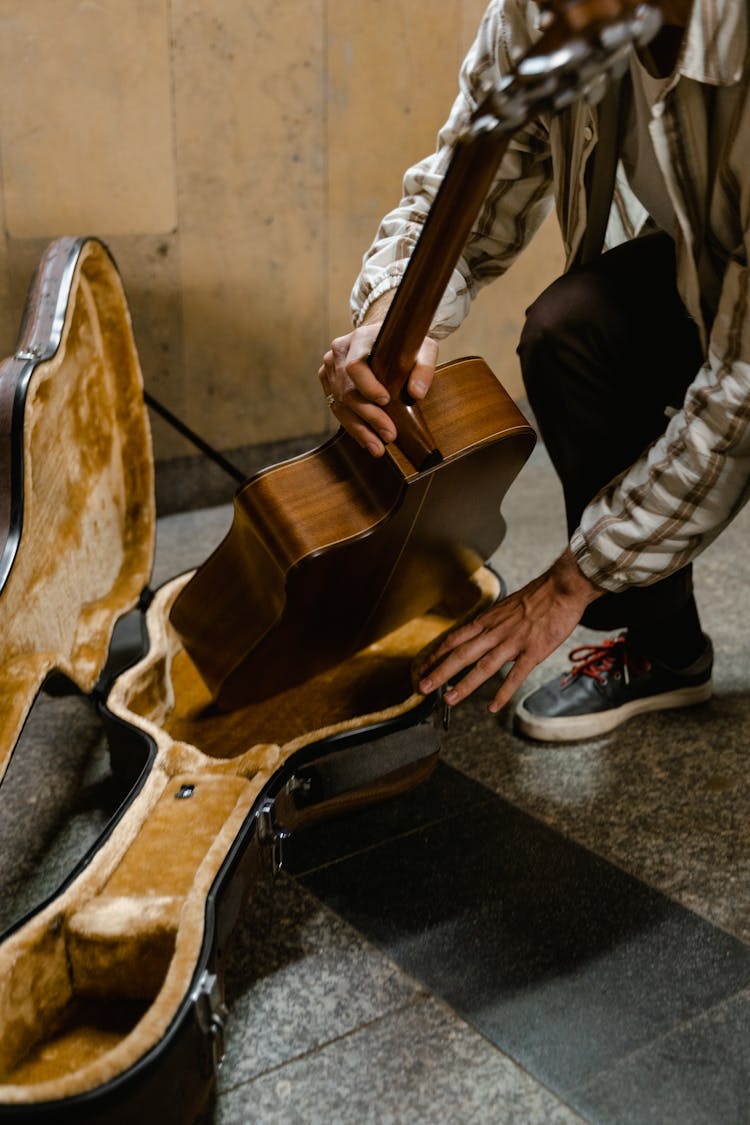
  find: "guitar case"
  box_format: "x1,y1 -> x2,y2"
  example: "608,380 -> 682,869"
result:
0,237 -> 519,1123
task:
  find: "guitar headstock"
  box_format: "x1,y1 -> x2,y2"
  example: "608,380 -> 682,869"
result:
464,0 -> 662,138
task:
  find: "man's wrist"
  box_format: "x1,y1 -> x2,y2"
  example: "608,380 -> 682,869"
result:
552,546 -> 604,607
361,290 -> 396,326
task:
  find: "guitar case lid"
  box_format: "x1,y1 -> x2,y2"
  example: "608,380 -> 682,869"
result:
0,237 -> 503,1122
0,236 -> 155,789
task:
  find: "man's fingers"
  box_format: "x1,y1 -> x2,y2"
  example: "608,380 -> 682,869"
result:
418,597 -> 526,680
341,322 -> 389,403
321,326 -> 439,459
441,644 -> 513,705
346,354 -> 391,405
320,339 -> 394,452
332,402 -> 388,456
419,625 -> 509,694
408,338 -> 439,399
487,656 -> 535,714
339,387 -> 396,443
410,553 -> 598,712
417,619 -> 486,682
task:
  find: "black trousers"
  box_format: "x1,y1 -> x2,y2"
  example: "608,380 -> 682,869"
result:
517,232 -> 704,633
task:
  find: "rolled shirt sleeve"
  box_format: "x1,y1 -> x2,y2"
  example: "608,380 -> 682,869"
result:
571,256 -> 750,591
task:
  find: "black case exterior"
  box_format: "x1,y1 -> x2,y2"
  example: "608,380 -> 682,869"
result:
1,716 -> 442,1125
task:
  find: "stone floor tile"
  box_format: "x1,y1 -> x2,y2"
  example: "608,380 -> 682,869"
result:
216,994 -> 585,1125
442,687 -> 750,941
571,988 -> 750,1124
299,790 -> 750,1091
219,872 -> 423,1089
0,691 -> 117,933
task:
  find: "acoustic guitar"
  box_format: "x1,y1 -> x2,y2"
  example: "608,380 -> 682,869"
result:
169,0 -> 662,710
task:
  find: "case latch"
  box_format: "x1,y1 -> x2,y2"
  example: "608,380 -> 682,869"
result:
15,344 -> 44,361
438,686 -> 452,732
256,797 -> 290,875
192,970 -> 230,1077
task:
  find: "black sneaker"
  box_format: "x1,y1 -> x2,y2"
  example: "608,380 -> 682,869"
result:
514,633 -> 713,743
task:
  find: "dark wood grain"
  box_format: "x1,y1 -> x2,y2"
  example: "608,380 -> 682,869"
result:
170,360 -> 535,709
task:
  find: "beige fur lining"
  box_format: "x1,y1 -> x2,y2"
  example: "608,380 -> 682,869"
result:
0,564 -> 498,1102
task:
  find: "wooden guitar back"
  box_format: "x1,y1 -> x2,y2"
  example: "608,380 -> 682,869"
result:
169,357 -> 535,709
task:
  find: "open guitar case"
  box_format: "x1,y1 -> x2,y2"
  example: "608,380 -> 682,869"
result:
0,237 -> 529,1122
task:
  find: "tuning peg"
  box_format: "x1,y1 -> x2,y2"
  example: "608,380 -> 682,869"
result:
516,36 -> 588,78
632,2 -> 663,45
599,20 -> 634,52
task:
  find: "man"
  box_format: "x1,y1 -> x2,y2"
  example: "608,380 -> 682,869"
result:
318,0 -> 749,741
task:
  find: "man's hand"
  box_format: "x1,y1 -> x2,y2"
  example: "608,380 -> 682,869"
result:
318,299 -> 439,456
418,547 -> 603,712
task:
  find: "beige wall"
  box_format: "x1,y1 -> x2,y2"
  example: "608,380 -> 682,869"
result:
0,0 -> 563,466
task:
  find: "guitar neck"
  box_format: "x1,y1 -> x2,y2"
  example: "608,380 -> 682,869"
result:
367,105 -> 511,470
370,122 -> 510,393
363,0 -> 662,471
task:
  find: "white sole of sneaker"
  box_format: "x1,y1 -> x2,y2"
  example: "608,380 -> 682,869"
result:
514,679 -> 713,743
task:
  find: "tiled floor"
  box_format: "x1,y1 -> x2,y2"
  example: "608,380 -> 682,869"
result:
1,443 -> 749,1124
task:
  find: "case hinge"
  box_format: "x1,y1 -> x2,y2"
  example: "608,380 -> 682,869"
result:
192,970 -> 230,1078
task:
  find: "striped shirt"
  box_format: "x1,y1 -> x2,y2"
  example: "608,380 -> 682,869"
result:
351,0 -> 750,593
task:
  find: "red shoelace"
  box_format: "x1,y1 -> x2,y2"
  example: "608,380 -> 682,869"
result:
561,635 -> 651,687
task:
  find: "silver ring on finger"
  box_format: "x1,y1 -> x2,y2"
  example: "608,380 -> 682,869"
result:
325,393 -> 336,408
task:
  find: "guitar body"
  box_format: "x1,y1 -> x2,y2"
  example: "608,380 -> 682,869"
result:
170,357 -> 535,709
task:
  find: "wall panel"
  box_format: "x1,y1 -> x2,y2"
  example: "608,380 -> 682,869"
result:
0,0 -> 564,499
325,0 -> 464,348
170,0 -> 328,449
0,0 -> 175,238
